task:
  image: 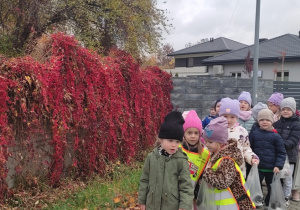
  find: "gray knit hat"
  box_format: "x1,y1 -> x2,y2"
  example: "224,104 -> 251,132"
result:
257,109 -> 274,124
252,102 -> 268,121
281,97 -> 296,113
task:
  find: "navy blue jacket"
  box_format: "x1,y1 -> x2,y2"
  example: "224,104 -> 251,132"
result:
250,128 -> 286,170
273,114 -> 300,163
202,115 -> 217,128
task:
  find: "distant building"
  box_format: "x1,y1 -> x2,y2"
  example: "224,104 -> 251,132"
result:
167,37 -> 247,76
167,33 -> 300,81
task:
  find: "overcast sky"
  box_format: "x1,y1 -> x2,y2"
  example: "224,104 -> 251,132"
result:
157,0 -> 300,51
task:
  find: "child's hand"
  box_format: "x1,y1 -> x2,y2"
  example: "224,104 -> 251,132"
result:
206,162 -> 211,168
273,167 -> 280,173
251,158 -> 259,165
140,204 -> 146,210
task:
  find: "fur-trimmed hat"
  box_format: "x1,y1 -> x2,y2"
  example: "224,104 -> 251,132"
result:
203,116 -> 228,144
159,111 -> 185,141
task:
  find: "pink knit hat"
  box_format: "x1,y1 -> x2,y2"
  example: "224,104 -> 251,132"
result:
183,110 -> 202,131
268,92 -> 284,106
203,116 -> 228,144
219,97 -> 240,118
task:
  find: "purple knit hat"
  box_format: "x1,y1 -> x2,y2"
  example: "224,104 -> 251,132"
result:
219,97 -> 240,118
183,110 -> 202,131
203,116 -> 228,144
268,92 -> 284,106
238,91 -> 252,106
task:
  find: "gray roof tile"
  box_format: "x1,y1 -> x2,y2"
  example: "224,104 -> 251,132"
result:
202,34 -> 300,64
168,37 -> 247,56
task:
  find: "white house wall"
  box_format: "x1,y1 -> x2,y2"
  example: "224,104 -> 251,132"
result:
164,66 -> 208,77
208,61 -> 300,81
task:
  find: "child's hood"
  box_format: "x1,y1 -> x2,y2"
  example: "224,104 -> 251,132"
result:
210,139 -> 243,166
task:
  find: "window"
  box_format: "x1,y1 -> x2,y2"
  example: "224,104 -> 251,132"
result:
231,72 -> 241,78
276,71 -> 289,81
187,58 -> 194,67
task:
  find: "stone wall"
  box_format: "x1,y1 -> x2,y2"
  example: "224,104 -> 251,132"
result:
171,76 -> 274,119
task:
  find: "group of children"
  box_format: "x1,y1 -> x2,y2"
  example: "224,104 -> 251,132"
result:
138,91 -> 300,210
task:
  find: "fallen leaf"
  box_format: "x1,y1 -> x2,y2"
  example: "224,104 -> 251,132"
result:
113,196 -> 121,203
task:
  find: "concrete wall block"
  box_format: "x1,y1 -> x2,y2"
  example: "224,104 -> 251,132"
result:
203,78 -> 221,87
185,86 -> 202,94
185,78 -> 203,88
172,86 -> 186,93
202,87 -> 221,94
171,100 -> 186,108
258,80 -> 273,87
185,100 -> 203,108
203,94 -> 221,101
236,79 -> 253,87
185,94 -> 203,101
202,101 -> 214,110
220,79 -> 238,87
172,78 -> 186,86
237,88 -> 252,94
221,87 -> 240,94
171,93 -> 185,100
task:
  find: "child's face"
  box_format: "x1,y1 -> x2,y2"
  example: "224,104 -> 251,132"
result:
205,139 -> 220,154
240,100 -> 250,111
215,102 -> 221,114
281,107 -> 293,118
267,102 -> 280,114
210,108 -> 216,116
160,139 -> 181,155
222,114 -> 237,128
258,119 -> 272,130
184,127 -> 200,146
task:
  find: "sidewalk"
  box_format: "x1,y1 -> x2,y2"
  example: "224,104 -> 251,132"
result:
261,185 -> 300,210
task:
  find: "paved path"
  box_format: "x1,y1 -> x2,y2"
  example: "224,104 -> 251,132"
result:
261,186 -> 300,210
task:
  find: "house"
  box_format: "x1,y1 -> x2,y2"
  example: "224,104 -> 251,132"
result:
167,33 -> 300,81
203,33 -> 300,81
167,37 -> 247,76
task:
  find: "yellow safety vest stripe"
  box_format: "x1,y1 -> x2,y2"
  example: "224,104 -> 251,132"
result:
179,144 -> 210,181
212,157 -> 256,209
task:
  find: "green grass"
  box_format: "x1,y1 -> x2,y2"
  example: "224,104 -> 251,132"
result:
47,162 -> 143,210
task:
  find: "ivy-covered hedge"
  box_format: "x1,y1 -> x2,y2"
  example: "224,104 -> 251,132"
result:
0,33 -> 173,199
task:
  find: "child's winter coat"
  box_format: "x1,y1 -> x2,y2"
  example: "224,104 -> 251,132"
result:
138,147 -> 194,210
238,110 -> 255,133
249,128 -> 286,170
228,124 -> 258,177
202,140 -> 254,210
273,114 -> 300,164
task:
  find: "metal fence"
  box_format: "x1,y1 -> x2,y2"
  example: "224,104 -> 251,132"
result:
273,81 -> 300,109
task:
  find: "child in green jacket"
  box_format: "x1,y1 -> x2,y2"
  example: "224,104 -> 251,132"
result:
138,111 -> 194,210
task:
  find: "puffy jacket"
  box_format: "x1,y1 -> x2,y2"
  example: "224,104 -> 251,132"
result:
249,128 -> 286,170
138,147 -> 194,210
238,116 -> 255,133
273,114 -> 300,163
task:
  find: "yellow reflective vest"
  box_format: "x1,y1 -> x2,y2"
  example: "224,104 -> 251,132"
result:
211,157 -> 256,210
179,144 -> 210,183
